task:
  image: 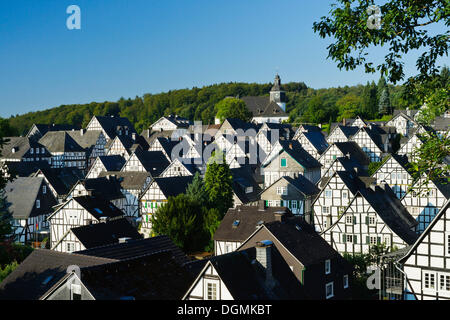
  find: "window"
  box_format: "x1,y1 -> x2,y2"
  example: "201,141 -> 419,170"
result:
67,243 -> 75,253
36,148 -> 40,154
206,282 -> 217,300
326,282 -> 334,299
342,191 -> 348,199
71,283 -> 81,300
43,186 -> 47,194
424,272 -> 436,290
439,275 -> 450,291
322,206 -> 330,214
343,275 -> 349,289
325,189 -> 332,198
345,215 -> 353,225
280,158 -> 287,167
446,233 -> 450,256
367,216 -> 376,225
30,148 -> 34,154
325,259 -> 331,274
36,200 -> 40,209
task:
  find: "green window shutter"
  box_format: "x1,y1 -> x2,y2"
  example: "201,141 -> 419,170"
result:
365,216 -> 369,225
353,216 -> 357,225
366,236 -> 370,244
145,215 -> 148,222
333,155 -> 337,160
377,237 -> 381,244
144,202 -> 147,209
265,200 -> 268,207
354,235 -> 357,244
342,234 -> 346,243
281,158 -> 287,167
155,202 -> 158,208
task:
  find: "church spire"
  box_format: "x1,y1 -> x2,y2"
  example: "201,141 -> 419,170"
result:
269,74 -> 286,112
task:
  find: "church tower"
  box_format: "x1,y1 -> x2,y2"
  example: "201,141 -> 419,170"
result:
269,74 -> 286,112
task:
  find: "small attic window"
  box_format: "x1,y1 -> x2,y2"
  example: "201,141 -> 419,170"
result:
232,220 -> 240,227
295,224 -> 302,231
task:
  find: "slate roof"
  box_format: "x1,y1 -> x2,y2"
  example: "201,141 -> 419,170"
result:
302,131 -> 329,154
4,177 -> 44,219
76,235 -> 190,266
432,116 -> 450,132
214,206 -> 293,242
26,124 -> 80,139
262,217 -> 351,269
77,251 -> 194,300
92,116 -> 137,140
231,166 -> 263,204
98,171 -> 151,190
329,125 -> 359,139
70,218 -> 142,250
72,177 -> 124,201
148,176 -> 194,198
66,130 -> 103,149
241,96 -> 288,118
283,175 -> 320,196
35,167 -> 84,197
38,131 -> 84,153
273,140 -> 321,169
203,246 -> 307,300
0,249 -> 117,300
334,141 -> 370,165
3,161 -> 51,177
98,155 -> 126,172
358,185 -> 419,245
0,137 -> 51,160
133,149 -> 171,175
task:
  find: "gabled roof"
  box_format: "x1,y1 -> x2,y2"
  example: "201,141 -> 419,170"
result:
194,246 -> 307,300
282,175 -> 320,196
91,116 -> 137,140
267,140 -> 321,169
38,131 -> 84,153
301,131 -> 329,154
221,118 -> 259,132
330,125 -> 359,139
432,116 -> 450,131
4,177 -> 45,219
333,141 -> 370,165
98,155 -> 126,172
98,171 -> 151,190
66,130 -> 103,149
260,217 -> 352,268
3,160 -> 51,177
0,137 -> 51,160
70,218 -> 142,250
74,251 -> 194,300
71,177 -> 124,201
398,199 -> 450,264
0,249 -> 117,300
241,96 -> 288,118
76,235 -> 190,266
73,196 -> 124,220
147,176 -> 194,198
231,166 -> 262,204
132,149 -> 170,175
214,206 -> 293,242
358,185 -> 419,245
26,123 -> 80,139
35,167 -> 84,197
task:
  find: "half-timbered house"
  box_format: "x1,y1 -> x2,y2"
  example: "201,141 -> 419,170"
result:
85,155 -> 126,179
386,111 -> 419,137
0,137 -> 52,164
38,132 -> 86,169
47,196 -> 124,251
261,140 -> 321,188
373,154 -> 414,199
120,149 -> 170,176
34,167 -> 85,202
66,130 -> 107,167
5,177 -> 58,245
326,125 -> 359,144
85,115 -> 137,142
296,131 -> 329,160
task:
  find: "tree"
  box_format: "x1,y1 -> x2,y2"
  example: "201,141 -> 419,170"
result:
336,94 -> 363,121
0,190 -> 12,241
151,194 -> 206,252
204,151 -> 234,217
378,88 -> 392,115
215,97 -> 252,123
313,0 -> 449,85
185,172 -> 208,204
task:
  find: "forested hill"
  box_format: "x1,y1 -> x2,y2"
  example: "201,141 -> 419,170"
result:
6,79 -> 417,136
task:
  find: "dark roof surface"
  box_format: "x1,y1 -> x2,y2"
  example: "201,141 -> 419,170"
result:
214,206 -> 293,242
275,140 -> 321,169
70,218 -> 142,249
0,249 -> 116,300
241,96 -> 288,118
4,177 -> 44,219
38,132 -> 84,153
150,175 -> 194,198
72,196 -> 124,220
36,167 -> 84,197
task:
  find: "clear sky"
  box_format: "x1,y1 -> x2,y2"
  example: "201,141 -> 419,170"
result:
0,0 -> 447,118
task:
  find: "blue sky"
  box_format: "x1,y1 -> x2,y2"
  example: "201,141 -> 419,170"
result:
0,0 -> 447,118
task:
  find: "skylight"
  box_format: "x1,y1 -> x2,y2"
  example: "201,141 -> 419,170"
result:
42,275 -> 53,285
232,220 -> 240,227
94,208 -> 103,214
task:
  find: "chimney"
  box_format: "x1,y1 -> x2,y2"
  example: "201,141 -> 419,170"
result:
258,200 -> 266,211
256,240 -> 275,290
274,211 -> 285,222
343,118 -> 346,126
288,143 -> 293,150
132,133 -> 137,141
80,129 -> 85,136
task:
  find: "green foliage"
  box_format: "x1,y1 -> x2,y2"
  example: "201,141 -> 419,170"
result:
378,88 -> 392,115
409,131 -> 450,192
313,0 -> 449,85
215,97 -> 252,123
0,242 -> 33,268
0,190 -> 12,241
0,260 -> 18,283
204,151 -> 234,217
336,94 -> 363,121
368,156 -> 390,176
185,172 -> 208,204
151,194 -> 208,253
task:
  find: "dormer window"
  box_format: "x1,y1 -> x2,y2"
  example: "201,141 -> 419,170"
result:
36,200 -> 40,209
325,259 -> 331,274
30,148 -> 34,154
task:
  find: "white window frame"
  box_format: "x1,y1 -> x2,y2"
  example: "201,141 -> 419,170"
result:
325,259 -> 331,275
204,279 -> 219,300
325,282 -> 334,299
43,186 -> 47,194
36,200 -> 40,209
325,189 -> 332,198
423,271 -> 437,292
322,206 -> 330,214
343,275 -> 349,289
